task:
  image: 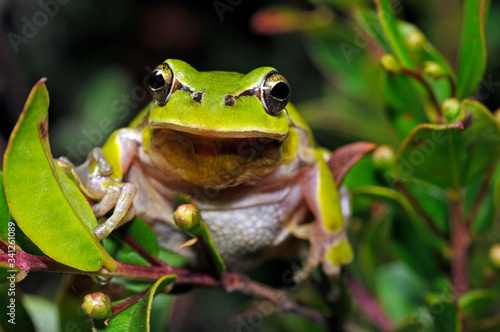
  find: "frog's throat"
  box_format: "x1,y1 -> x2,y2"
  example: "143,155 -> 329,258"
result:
148,128 -> 286,187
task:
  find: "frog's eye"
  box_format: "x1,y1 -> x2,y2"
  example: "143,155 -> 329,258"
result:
148,63 -> 174,107
261,71 -> 291,116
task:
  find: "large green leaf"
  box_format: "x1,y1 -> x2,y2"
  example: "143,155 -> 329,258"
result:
425,292 -> 458,332
3,79 -> 116,271
397,99 -> 500,189
94,274 -> 177,331
375,262 -> 427,324
457,0 -> 490,99
0,171 -> 8,239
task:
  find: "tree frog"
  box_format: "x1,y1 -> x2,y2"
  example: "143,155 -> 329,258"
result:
76,59 -> 353,281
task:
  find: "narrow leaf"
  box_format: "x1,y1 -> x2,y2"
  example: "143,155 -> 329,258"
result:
396,99 -> 500,189
457,0 -> 490,98
375,0 -> 415,69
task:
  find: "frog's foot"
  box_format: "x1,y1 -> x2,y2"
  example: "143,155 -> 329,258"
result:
93,183 -> 137,240
291,222 -> 353,283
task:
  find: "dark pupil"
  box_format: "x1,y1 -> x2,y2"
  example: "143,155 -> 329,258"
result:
149,71 -> 165,90
270,82 -> 289,100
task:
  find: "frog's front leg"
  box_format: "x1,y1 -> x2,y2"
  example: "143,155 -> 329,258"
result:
82,129 -> 141,240
294,149 -> 353,282
91,181 -> 137,240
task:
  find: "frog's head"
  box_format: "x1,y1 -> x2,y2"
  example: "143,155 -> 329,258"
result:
145,59 -> 293,187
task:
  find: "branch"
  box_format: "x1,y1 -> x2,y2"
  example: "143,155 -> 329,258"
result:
400,67 -> 444,123
346,275 -> 393,331
0,251 -> 327,327
448,190 -> 470,298
466,163 -> 497,226
395,180 -> 448,240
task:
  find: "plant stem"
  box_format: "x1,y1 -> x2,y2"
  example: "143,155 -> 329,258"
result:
395,180 -> 448,240
448,190 -> 470,298
467,163 -> 496,226
346,275 -> 393,331
401,67 -> 444,123
0,251 -> 327,327
116,229 -> 167,267
110,288 -> 149,315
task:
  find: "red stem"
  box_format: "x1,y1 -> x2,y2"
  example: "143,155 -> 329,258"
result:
347,275 -> 393,331
116,230 -> 167,267
449,191 -> 470,298
111,288 -> 149,315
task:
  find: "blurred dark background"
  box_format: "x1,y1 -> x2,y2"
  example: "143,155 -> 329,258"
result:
2,0 -> 500,164
0,0 -> 322,165
2,1 -> 500,330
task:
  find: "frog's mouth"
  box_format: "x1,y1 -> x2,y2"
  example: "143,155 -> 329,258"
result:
150,123 -> 288,140
148,126 -> 286,186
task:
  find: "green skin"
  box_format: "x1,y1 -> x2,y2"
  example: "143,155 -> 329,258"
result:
80,59 -> 353,280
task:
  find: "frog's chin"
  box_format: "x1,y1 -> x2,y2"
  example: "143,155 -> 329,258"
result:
148,128 -> 285,187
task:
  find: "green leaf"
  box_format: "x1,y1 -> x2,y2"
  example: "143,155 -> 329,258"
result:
375,262 -> 427,324
425,292 -> 458,332
0,263 -> 20,282
94,275 -> 177,331
375,0 -> 414,69
459,289 -> 497,316
0,215 -> 45,256
397,99 -> 500,189
200,223 -> 226,276
3,79 -> 116,271
0,171 -> 8,238
457,0 -> 490,99
103,217 -> 160,266
23,294 -> 61,332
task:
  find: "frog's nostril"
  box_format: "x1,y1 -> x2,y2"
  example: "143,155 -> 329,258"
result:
192,92 -> 203,103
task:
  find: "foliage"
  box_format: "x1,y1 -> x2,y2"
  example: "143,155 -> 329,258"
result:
2,0 -> 500,331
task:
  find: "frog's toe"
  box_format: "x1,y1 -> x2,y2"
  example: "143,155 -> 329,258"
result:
293,222 -> 353,283
92,183 -> 137,240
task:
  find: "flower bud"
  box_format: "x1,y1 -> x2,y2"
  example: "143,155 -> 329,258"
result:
372,145 -> 396,170
424,61 -> 446,80
380,54 -> 400,73
82,292 -> 112,320
489,244 -> 500,267
174,204 -> 202,236
404,31 -> 426,52
442,98 -> 461,122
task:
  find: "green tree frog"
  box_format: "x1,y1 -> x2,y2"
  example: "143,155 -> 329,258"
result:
77,59 -> 353,281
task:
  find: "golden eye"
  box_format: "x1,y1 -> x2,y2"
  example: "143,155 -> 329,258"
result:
260,71 -> 291,116
148,63 -> 174,106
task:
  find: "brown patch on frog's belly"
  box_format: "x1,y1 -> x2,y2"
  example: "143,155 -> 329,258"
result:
148,129 -> 284,187
201,184 -> 304,270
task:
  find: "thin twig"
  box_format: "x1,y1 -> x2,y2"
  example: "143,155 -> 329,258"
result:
111,288 -> 149,315
224,273 -> 327,327
466,163 -> 497,226
448,190 -> 470,298
401,67 -> 444,123
395,180 -> 448,240
346,275 -> 393,331
447,75 -> 457,98
116,229 -> 167,267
